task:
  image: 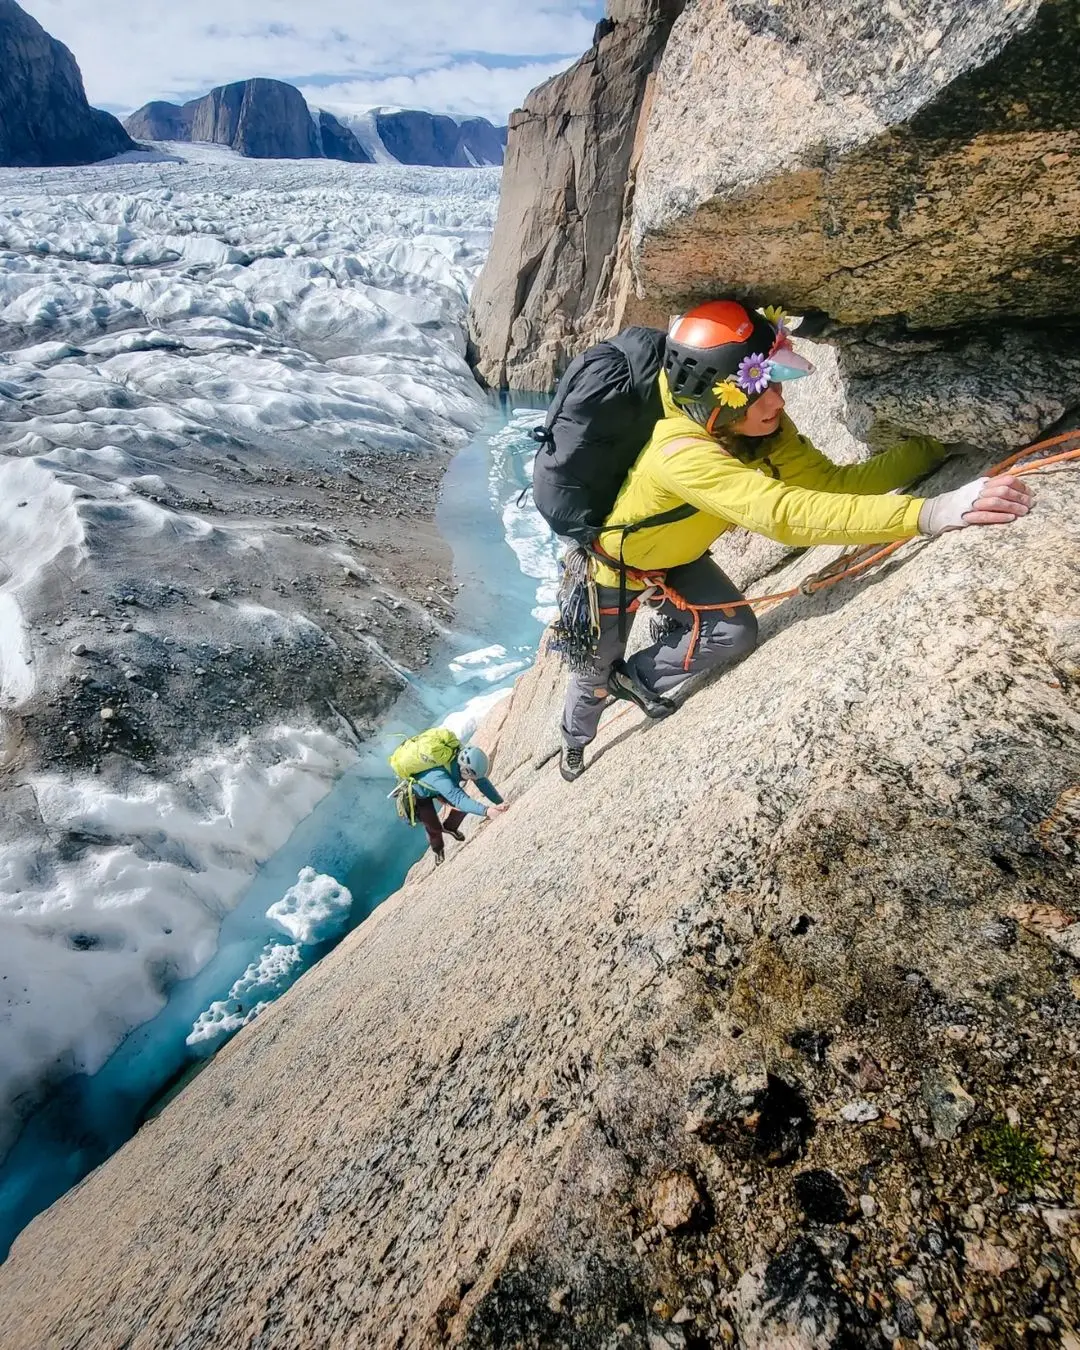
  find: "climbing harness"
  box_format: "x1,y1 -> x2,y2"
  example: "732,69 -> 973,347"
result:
550,430 -> 1080,677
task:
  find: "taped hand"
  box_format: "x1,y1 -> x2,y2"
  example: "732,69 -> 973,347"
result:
918,475 -> 1032,535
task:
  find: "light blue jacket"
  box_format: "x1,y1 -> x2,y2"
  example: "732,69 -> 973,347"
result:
412,763 -> 503,817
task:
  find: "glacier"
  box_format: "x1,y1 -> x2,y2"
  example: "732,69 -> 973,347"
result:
0,144 -> 547,1152
0,143 -> 564,1256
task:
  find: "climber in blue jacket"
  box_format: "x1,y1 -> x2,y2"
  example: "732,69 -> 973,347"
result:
412,745 -> 507,864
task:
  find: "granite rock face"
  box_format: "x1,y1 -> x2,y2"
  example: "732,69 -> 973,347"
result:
631,0 -> 1080,329
1,453 -> 1077,1347
187,80 -> 322,159
468,0 -> 685,390
0,0 -> 135,167
833,320 -> 1080,451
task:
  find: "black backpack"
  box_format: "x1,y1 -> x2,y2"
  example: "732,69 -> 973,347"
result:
530,326 -> 697,545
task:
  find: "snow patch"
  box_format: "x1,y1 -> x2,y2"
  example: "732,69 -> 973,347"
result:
0,459 -> 85,707
440,687 -> 513,744
449,643 -> 528,686
0,724 -> 355,1152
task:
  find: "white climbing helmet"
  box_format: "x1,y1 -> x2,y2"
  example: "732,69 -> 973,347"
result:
458,745 -> 489,781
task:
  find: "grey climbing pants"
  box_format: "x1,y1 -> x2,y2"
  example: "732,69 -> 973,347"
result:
561,554 -> 758,749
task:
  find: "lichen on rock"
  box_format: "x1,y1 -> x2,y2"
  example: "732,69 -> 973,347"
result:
631,0 -> 1080,330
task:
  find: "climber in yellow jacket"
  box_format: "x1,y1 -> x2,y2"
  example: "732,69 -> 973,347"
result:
559,299 -> 1032,780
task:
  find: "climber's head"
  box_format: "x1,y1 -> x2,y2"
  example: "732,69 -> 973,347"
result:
458,744 -> 490,782
664,299 -> 813,437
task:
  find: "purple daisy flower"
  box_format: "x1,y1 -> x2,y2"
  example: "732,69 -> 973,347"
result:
736,353 -> 773,395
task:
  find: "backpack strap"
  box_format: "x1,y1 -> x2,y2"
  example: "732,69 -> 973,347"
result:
599,430 -> 714,636
530,349 -> 592,449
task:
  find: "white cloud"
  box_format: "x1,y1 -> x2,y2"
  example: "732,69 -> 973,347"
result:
20,0 -> 601,119
302,60 -> 573,125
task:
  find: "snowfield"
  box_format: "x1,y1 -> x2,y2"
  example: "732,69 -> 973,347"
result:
0,146 -> 502,1150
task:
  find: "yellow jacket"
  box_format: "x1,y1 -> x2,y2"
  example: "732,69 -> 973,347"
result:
594,376 -> 946,589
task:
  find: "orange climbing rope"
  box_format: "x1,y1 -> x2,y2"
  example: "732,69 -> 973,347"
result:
595,430 -> 1080,672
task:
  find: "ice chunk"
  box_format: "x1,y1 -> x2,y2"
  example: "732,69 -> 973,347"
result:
448,644 -> 528,686
186,942 -> 303,1048
266,867 -> 353,944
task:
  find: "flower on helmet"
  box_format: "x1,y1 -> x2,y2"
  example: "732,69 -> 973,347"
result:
762,305 -> 793,354
712,378 -> 748,409
735,353 -> 773,395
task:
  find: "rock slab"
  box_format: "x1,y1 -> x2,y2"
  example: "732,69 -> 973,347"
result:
631,0 -> 1080,328
1,458 -> 1077,1347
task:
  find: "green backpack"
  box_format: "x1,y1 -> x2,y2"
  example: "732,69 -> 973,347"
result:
389,727 -> 461,780
389,728 -> 461,826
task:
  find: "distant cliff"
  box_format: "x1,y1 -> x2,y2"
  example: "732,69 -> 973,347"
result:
316,108 -> 374,164
190,80 -> 320,158
0,0 -> 135,167
468,0 -> 685,389
373,110 -> 507,167
125,80 -> 327,160
122,99 -> 195,142
124,85 -> 507,168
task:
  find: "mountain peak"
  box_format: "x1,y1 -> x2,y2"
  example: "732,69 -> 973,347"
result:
124,82 -> 508,167
0,0 -> 135,167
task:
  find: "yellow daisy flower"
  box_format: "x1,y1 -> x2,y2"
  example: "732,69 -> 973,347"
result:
762,304 -> 786,326
712,379 -> 748,408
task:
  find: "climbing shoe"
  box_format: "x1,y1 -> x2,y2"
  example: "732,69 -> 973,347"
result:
608,661 -> 675,719
560,744 -> 586,782
433,851 -> 445,866
444,827 -> 465,842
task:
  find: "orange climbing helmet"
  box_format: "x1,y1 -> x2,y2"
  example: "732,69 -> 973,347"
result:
664,299 -> 814,431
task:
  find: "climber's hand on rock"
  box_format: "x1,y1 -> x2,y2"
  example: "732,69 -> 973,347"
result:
919,475 -> 1032,535
963,475 -> 1031,526
485,804 -> 508,818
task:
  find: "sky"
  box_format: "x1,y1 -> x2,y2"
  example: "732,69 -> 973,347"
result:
21,0 -> 606,124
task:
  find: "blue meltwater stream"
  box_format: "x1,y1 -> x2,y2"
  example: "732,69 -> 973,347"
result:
0,394 -> 559,1259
